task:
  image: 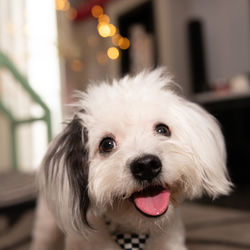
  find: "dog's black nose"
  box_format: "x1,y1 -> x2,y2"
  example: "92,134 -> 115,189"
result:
130,154 -> 162,182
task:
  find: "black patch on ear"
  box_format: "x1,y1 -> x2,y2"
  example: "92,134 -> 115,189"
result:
44,115 -> 90,227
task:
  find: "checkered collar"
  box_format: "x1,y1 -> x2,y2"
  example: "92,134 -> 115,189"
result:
113,233 -> 149,250
105,219 -> 150,250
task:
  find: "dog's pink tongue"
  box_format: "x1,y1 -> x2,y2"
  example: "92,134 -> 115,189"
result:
133,189 -> 170,217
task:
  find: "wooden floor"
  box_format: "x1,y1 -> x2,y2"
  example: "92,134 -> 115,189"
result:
0,201 -> 250,250
183,203 -> 250,250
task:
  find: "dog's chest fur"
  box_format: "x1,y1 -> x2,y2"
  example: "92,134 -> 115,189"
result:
65,212 -> 187,250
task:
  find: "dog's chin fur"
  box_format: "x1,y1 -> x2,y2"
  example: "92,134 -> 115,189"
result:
91,198 -> 176,234
35,68 -> 233,250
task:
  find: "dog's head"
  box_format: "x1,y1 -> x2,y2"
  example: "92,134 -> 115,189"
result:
40,69 -> 232,234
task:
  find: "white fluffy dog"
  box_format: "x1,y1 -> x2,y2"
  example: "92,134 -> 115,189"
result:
32,69 -> 232,250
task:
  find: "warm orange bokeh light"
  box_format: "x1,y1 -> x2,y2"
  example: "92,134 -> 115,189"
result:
112,34 -> 122,46
71,59 -> 83,72
66,8 -> 77,20
107,47 -> 119,60
108,24 -> 116,36
55,0 -> 70,11
97,22 -> 111,37
91,5 -> 103,18
118,37 -> 130,50
98,14 -> 110,24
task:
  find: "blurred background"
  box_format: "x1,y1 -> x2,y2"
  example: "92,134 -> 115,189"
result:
0,0 -> 250,249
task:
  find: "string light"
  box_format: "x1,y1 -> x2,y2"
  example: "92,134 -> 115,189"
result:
55,0 -> 70,11
98,14 -> 110,23
108,24 -> 116,36
91,5 -> 103,18
71,59 -> 83,72
66,8 -> 78,20
90,4 -> 131,61
112,34 -> 122,46
118,37 -> 130,50
97,22 -> 111,38
107,47 -> 119,60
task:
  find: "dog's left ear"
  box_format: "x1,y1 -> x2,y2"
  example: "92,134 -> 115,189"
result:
39,114 -> 90,234
179,100 -> 233,199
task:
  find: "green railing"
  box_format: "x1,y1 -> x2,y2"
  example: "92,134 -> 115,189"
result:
0,51 -> 52,169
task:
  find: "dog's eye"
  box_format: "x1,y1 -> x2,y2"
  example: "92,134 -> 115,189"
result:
155,124 -> 171,137
99,137 -> 116,153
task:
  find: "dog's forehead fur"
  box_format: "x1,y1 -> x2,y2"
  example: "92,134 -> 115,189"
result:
78,70 -> 179,133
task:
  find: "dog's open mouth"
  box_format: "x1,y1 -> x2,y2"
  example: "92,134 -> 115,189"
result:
131,186 -> 170,217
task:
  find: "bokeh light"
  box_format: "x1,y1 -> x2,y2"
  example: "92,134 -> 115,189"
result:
107,47 -> 119,60
98,14 -> 110,24
91,5 -> 103,18
118,37 -> 130,50
108,24 -> 116,36
55,0 -> 70,11
66,8 -> 78,20
112,34 -> 122,46
90,5 -> 130,51
71,59 -> 83,72
97,22 -> 111,38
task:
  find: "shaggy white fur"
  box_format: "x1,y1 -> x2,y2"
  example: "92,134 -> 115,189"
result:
32,69 -> 232,250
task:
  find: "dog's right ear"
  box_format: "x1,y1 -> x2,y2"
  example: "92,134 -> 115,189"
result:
39,114 -> 90,234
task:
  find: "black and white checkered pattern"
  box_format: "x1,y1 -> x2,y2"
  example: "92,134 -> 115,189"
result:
113,233 -> 149,250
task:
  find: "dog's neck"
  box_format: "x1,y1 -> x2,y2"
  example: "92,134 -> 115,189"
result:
104,217 -> 150,250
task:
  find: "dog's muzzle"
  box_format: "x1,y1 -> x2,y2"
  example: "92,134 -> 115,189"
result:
130,154 -> 162,182
129,155 -> 170,217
